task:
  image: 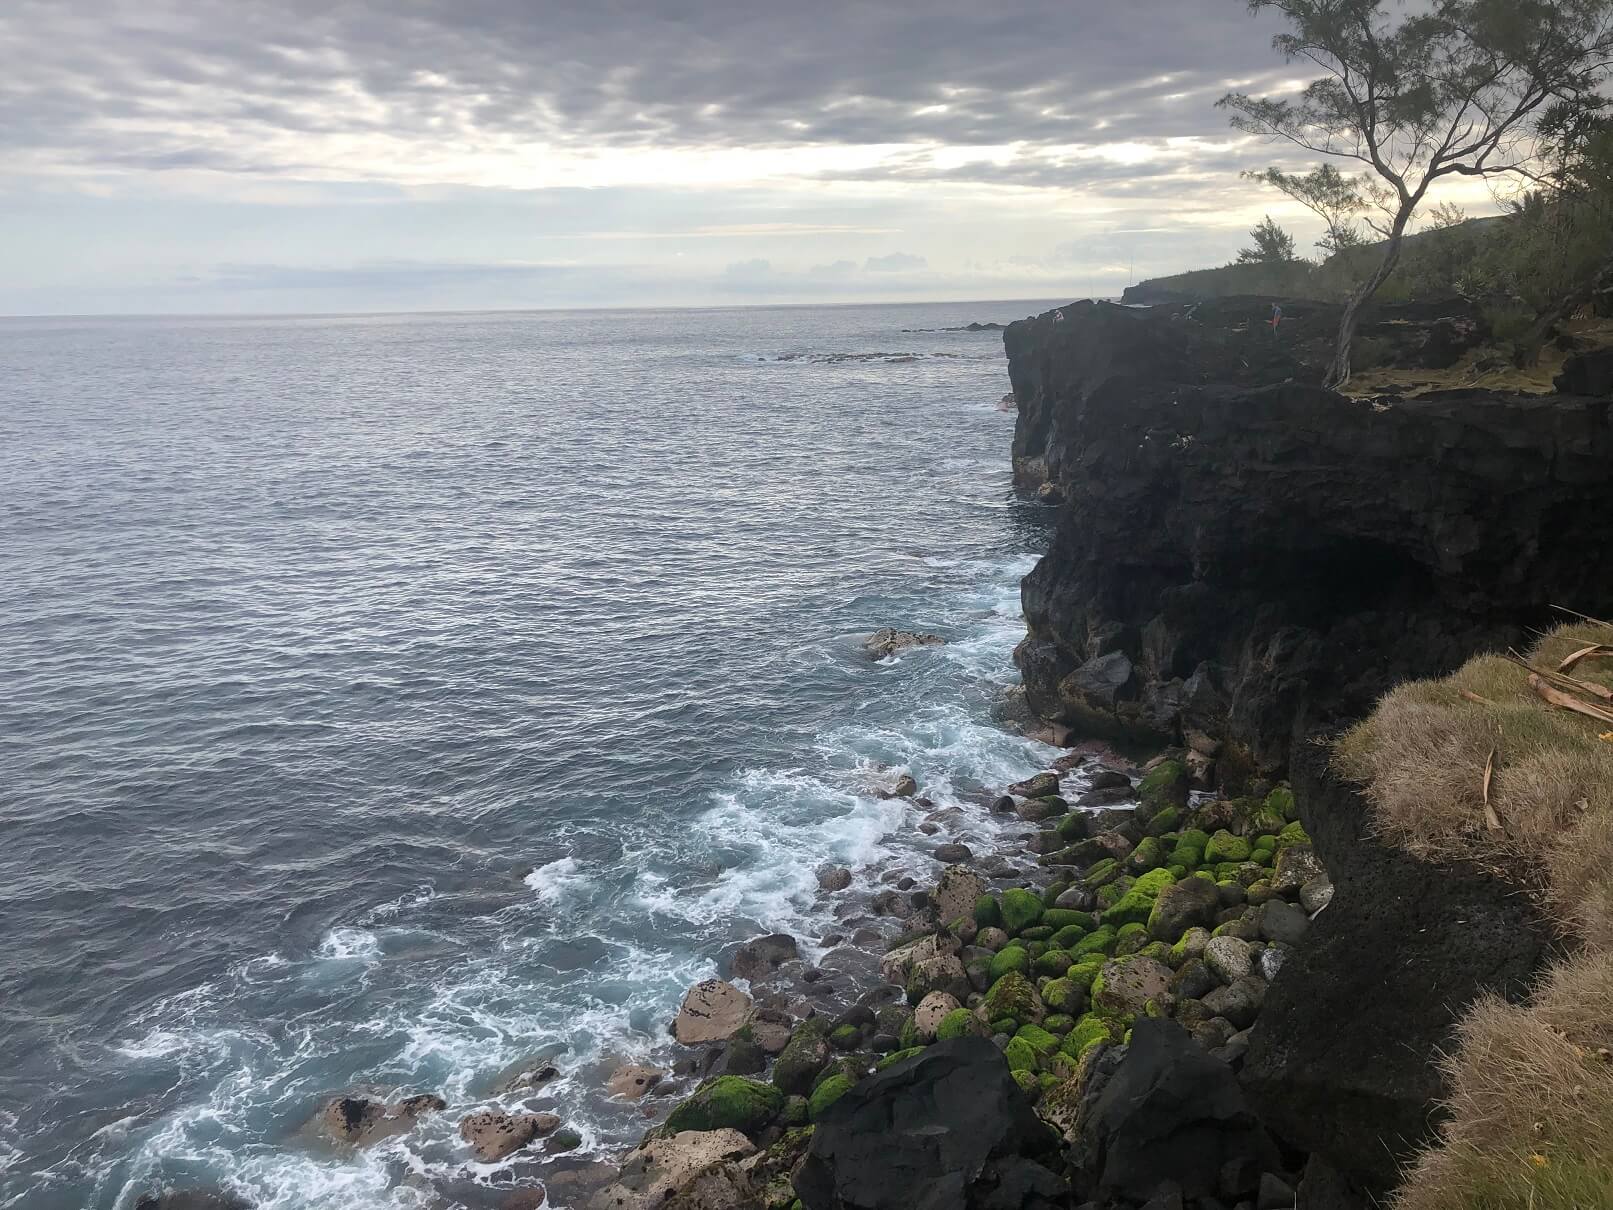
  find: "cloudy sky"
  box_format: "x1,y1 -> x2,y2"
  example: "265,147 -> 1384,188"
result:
0,0 -> 1487,315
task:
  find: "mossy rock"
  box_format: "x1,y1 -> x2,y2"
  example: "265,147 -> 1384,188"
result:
1081,858 -> 1122,889
1058,1013 -> 1120,1060
1100,890 -> 1156,929
989,1016 -> 1017,1035
972,894 -> 1002,928
1035,949 -> 1074,977
983,970 -> 1044,1023
1137,760 -> 1189,820
1136,941 -> 1172,964
876,1046 -> 925,1071
1214,862 -> 1247,882
1095,877 -> 1134,911
987,946 -> 1031,982
1050,924 -> 1089,950
934,1008 -> 984,1041
1204,831 -> 1251,864
1025,941 -> 1049,961
1066,957 -> 1107,991
1043,1013 -> 1075,1034
1132,868 -> 1175,896
1011,1068 -> 1041,1100
1266,785 -> 1298,821
1004,1036 -> 1038,1072
1042,908 -> 1094,933
779,1096 -> 810,1127
1070,928 -> 1117,960
1246,881 -> 1276,906
828,1024 -> 862,1051
1165,863 -> 1188,880
807,1074 -> 854,1122
897,1016 -> 921,1050
999,888 -> 1044,934
1042,881 -> 1071,908
1126,836 -> 1167,873
1277,821 -> 1310,847
1113,929 -> 1148,957
1015,1023 -> 1060,1057
1016,925 -> 1054,943
771,1020 -> 831,1095
1056,813 -> 1089,841
1041,976 -> 1087,1016
666,1076 -> 785,1134
1145,805 -> 1181,836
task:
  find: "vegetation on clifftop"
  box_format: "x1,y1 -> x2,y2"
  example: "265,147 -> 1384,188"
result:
1337,619 -> 1613,1209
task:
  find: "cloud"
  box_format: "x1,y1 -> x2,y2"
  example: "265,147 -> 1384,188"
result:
808,259 -> 858,277
863,252 -> 928,273
721,257 -> 773,280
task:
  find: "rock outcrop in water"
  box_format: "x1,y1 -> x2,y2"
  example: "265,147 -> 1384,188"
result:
1001,297 -> 1613,1204
1005,298 -> 1613,781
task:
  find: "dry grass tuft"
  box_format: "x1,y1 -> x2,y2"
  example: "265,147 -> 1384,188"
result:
1344,620 -> 1613,1208
1396,956 -> 1613,1210
1336,621 -> 1613,899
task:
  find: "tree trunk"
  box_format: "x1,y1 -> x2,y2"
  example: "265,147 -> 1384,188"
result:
1327,212 -> 1411,388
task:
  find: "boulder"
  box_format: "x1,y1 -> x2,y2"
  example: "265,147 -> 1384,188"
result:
817,866 -> 853,892
606,1064 -> 664,1100
747,1008 -> 794,1055
1300,875 -> 1335,914
1200,975 -> 1266,1031
934,843 -> 973,865
459,1110 -> 560,1163
588,1130 -> 756,1210
864,629 -> 945,659
794,1038 -> 1065,1210
1092,957 -> 1172,1016
1271,844 -> 1326,894
1147,877 -> 1220,942
880,933 -> 957,987
730,934 -> 799,982
1073,1018 -> 1279,1203
913,991 -> 963,1041
1008,772 -> 1061,799
1203,936 -> 1252,985
1255,900 -> 1309,946
933,866 -> 987,925
674,980 -> 753,1045
664,1077 -> 783,1135
312,1092 -> 446,1147
907,953 -> 970,1005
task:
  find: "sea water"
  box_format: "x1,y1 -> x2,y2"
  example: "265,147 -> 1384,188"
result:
0,300 -> 1064,1208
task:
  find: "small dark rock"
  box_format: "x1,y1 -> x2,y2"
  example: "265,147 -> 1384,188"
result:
934,843 -> 973,864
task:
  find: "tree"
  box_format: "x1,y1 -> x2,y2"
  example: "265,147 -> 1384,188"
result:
1243,163 -> 1388,254
1221,0 -> 1613,386
1238,215 -> 1300,263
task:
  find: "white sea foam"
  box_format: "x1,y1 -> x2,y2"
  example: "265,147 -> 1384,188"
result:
523,856 -> 586,904
316,927 -> 381,963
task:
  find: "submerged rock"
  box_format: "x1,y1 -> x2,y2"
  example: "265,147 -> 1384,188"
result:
864,628 -> 945,660
730,933 -> 798,982
605,1064 -> 664,1100
459,1110 -> 560,1163
311,1091 -> 446,1148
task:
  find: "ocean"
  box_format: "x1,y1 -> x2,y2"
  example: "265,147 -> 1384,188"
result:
0,301 -> 1063,1209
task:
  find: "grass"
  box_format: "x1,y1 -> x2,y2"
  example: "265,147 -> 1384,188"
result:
1335,619 -> 1613,1208
1341,316 -> 1613,400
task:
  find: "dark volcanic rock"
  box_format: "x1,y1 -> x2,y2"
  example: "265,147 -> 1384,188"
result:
135,1193 -> 252,1210
1003,299 -> 1613,776
1555,346 -> 1613,397
1076,1019 -> 1278,1204
794,1037 -> 1065,1210
730,933 -> 799,981
1240,742 -> 1555,1200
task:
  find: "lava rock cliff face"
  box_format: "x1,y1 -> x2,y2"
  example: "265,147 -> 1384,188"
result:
1005,299 -> 1613,781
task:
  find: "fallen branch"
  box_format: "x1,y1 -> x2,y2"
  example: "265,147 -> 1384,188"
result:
1558,643 -> 1613,677
1481,747 -> 1503,836
1527,673 -> 1613,726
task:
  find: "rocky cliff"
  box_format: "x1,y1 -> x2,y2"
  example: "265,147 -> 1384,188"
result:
1003,299 -> 1613,1203
1006,298 -> 1612,782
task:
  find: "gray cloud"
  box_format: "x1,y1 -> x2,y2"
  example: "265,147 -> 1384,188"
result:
863,252 -> 928,272
0,0 -> 1291,182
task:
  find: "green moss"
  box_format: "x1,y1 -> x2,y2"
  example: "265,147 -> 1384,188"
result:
1043,1013 -> 1075,1034
1010,1068 -> 1041,1099
807,1074 -> 853,1122
1278,821 -> 1310,847
999,888 -> 1044,934
1016,925 -> 1054,943
779,1096 -> 810,1127
1101,890 -> 1155,929
1136,940 -> 1173,964
1042,881 -> 1070,908
1204,830 -> 1252,863
1040,976 -> 1085,1015
1025,941 -> 1049,961
1132,868 -> 1175,896
1095,879 -> 1131,910
897,1016 -> 921,1050
1042,908 -> 1094,933
984,970 -> 1042,1023
1166,863 -> 1188,880
1058,1013 -> 1120,1060
988,946 -> 1030,982
1015,1023 -> 1060,1056
972,894 -> 1002,927
989,1016 -> 1017,1035
1056,813 -> 1088,841
1127,835 -> 1167,872
876,1047 -> 924,1071
1035,948 -> 1074,977
1265,785 -> 1297,821
1004,1036 -> 1038,1072
1050,923 -> 1088,950
1081,858 -> 1122,889
1146,805 -> 1182,836
666,1076 -> 785,1134
934,1008 -> 979,1042
1070,928 -> 1117,960
828,1024 -> 861,1050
